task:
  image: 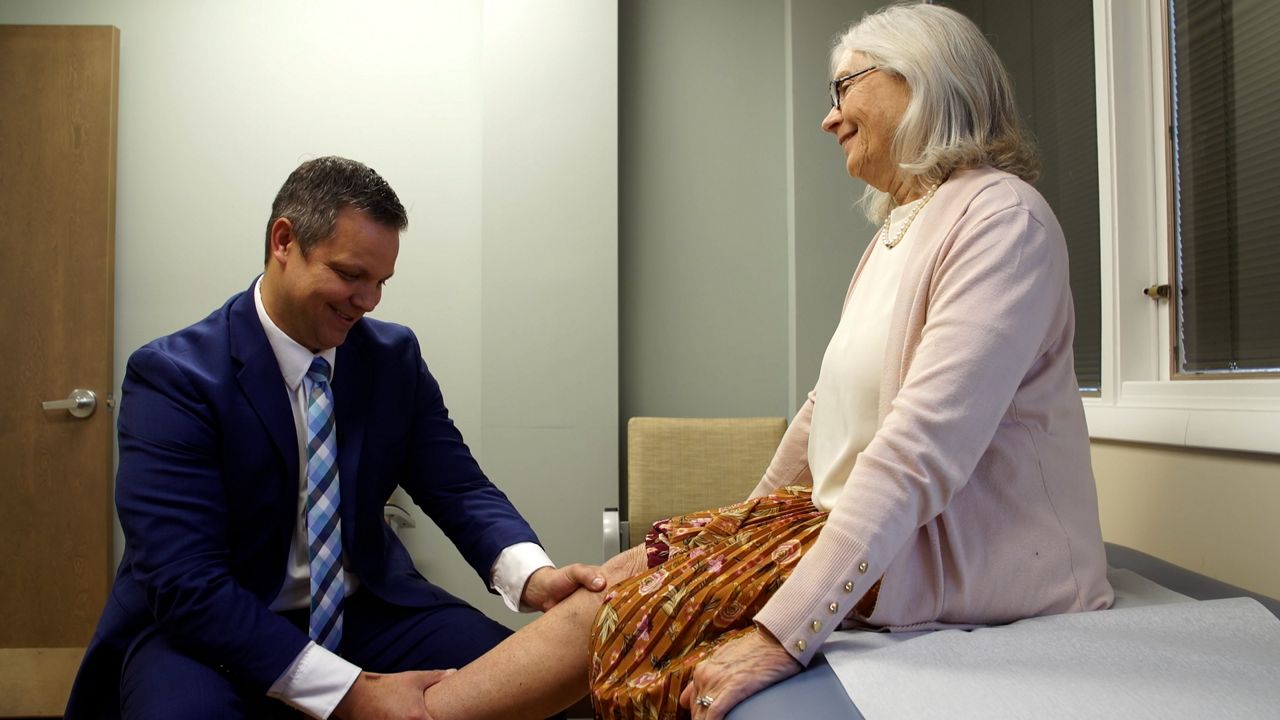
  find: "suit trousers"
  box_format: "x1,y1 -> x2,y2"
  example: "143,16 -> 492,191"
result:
118,589 -> 511,719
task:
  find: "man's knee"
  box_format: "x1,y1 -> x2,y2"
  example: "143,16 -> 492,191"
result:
119,632 -> 265,720
345,595 -> 513,672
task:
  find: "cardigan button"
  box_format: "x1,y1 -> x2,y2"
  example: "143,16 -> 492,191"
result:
829,602 -> 839,614
858,561 -> 869,574
843,581 -> 854,592
795,639 -> 807,652
811,620 -> 822,632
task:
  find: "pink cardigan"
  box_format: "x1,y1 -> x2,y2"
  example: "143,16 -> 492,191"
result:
752,166 -> 1114,665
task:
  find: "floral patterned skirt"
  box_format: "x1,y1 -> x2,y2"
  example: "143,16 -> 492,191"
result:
588,486 -> 827,719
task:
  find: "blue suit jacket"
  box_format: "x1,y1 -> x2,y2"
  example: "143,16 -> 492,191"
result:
66,281 -> 540,717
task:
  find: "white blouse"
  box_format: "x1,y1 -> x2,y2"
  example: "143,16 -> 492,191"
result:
808,198 -> 926,511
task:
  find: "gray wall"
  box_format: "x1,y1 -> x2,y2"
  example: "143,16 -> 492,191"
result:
475,2 -> 619,609
619,0 -> 791,421
789,1 -> 883,409
619,0 -> 880,432
1,0 -> 617,629
619,0 -> 1100,443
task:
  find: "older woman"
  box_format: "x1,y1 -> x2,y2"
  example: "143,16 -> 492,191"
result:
417,4 -> 1112,720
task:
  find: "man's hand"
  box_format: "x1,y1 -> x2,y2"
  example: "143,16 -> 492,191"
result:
332,669 -> 452,720
519,564 -> 607,612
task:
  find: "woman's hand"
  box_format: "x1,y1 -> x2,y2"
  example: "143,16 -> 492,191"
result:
679,626 -> 801,720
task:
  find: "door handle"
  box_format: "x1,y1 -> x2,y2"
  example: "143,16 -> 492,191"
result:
41,388 -> 98,419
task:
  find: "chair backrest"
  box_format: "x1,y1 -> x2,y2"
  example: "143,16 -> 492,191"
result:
625,416 -> 787,547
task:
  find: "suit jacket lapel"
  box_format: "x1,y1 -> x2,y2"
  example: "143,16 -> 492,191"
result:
333,326 -> 369,548
228,285 -> 300,493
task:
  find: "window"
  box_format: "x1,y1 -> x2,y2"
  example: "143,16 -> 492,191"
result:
1168,0 -> 1280,376
952,0 -> 1102,393
1087,0 -> 1280,455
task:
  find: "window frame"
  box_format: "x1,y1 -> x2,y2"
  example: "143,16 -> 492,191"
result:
1087,0 -> 1280,455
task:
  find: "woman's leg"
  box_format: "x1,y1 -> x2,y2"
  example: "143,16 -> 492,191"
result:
421,545 -> 649,720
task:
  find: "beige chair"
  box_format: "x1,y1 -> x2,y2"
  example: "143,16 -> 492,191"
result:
605,416 -> 787,554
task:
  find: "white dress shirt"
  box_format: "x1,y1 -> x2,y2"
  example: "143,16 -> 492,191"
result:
252,278 -> 552,718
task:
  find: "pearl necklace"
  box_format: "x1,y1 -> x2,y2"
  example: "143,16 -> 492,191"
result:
878,183 -> 939,249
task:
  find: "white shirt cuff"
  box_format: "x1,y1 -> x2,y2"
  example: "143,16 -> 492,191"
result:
267,641 -> 362,719
490,542 -> 554,612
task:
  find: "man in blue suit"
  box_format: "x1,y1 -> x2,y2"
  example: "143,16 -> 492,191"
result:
66,157 -> 602,719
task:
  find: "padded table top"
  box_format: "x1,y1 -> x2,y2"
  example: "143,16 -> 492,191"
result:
727,543 -> 1279,720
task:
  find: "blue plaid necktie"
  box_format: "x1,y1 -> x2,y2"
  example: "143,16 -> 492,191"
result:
305,357 -> 345,652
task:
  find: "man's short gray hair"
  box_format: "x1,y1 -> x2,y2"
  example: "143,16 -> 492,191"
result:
832,2 -> 1039,222
264,156 -> 408,263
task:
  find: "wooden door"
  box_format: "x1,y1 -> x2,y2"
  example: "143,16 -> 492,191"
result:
0,25 -> 118,716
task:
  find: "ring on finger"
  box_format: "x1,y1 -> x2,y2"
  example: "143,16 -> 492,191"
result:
696,695 -> 715,708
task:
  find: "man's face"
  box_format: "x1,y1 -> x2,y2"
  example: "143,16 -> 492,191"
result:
268,207 -> 399,352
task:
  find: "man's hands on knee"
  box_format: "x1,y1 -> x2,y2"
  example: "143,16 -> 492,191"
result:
520,564 -> 607,612
333,669 -> 453,720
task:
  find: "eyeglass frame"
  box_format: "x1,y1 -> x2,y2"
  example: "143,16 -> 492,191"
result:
828,66 -> 878,109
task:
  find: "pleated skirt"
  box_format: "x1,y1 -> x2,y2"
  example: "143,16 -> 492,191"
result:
589,486 -> 827,720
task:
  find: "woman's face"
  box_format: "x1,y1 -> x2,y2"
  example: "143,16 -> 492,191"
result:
821,52 -> 912,194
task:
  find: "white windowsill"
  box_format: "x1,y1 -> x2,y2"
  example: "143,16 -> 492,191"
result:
1084,392 -> 1280,456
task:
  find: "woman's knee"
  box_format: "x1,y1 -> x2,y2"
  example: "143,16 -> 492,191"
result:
602,545 -> 647,585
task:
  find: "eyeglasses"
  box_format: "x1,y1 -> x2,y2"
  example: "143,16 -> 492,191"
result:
828,66 -> 878,109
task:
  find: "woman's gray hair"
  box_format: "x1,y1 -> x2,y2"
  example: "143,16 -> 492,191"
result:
832,2 -> 1039,222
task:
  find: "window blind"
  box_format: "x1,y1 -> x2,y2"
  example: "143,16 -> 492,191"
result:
1171,0 -> 1280,373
